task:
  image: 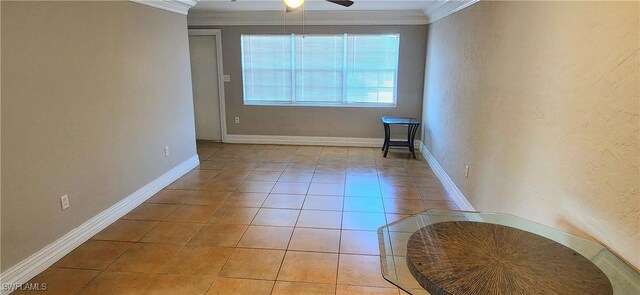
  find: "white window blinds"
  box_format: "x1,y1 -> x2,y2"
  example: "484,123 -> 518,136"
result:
241,33 -> 399,107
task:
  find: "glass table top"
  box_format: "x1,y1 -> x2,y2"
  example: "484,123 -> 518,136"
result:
381,116 -> 421,125
378,210 -> 640,295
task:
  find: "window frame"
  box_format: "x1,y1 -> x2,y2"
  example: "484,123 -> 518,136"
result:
241,33 -> 400,108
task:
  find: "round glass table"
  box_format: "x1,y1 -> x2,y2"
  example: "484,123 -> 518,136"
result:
378,210 -> 640,295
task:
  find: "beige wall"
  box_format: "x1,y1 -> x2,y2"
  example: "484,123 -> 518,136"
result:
422,1 -> 639,268
194,25 -> 426,138
1,1 -> 197,271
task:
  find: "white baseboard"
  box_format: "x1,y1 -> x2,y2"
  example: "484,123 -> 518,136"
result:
418,142 -> 475,211
0,155 -> 200,295
225,134 -> 421,148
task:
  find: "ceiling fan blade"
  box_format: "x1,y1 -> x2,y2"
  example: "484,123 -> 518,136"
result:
325,0 -> 354,7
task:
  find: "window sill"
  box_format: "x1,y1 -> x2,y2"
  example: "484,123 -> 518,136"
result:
243,101 -> 397,108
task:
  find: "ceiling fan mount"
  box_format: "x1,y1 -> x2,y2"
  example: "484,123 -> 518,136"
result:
285,0 -> 354,12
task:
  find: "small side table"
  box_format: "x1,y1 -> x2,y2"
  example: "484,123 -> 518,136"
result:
381,116 -> 421,159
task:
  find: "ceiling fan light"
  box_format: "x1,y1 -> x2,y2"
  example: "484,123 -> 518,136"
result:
284,0 -> 304,9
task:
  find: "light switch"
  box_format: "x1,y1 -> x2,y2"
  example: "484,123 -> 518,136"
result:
223,75 -> 231,82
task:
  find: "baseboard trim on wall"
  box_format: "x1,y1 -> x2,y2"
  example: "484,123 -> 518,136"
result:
418,142 -> 475,211
225,134 -> 421,148
0,155 -> 200,295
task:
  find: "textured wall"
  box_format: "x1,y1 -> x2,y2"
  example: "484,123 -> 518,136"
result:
422,1 -> 639,268
1,1 -> 197,271
196,25 -> 427,139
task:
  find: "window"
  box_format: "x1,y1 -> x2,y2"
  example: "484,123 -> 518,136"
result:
241,33 -> 400,107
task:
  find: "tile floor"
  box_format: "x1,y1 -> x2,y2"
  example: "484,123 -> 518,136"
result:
18,142 -> 458,295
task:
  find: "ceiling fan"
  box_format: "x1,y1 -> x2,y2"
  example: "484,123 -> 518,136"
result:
285,0 -> 354,12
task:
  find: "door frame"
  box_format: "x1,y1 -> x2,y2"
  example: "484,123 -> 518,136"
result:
188,29 -> 227,142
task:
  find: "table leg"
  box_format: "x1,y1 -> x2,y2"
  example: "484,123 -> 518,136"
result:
383,123 -> 390,158
382,124 -> 387,151
409,124 -> 419,159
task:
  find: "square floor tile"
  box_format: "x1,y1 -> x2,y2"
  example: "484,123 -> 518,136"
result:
315,163 -> 347,173
416,186 -> 446,199
168,171 -> 220,190
378,176 -> 414,187
144,274 -> 213,295
272,281 -> 335,295
107,243 -> 181,273
411,176 -> 440,188
53,240 -> 132,270
246,171 -> 282,181
162,246 -> 232,276
252,208 -> 300,227
302,195 -> 344,211
339,230 -> 380,255
122,203 -> 177,221
221,192 -> 268,208
377,166 -> 408,176
284,163 -> 317,173
337,254 -> 390,287
278,172 -> 313,183
22,268 -> 98,295
77,271 -> 154,295
235,181 -> 276,193
140,222 -> 201,245
205,180 -> 243,192
255,162 -> 288,172
296,210 -> 342,229
213,169 -> 252,181
307,183 -> 345,196
164,205 -> 218,223
207,278 -> 274,295
380,185 -> 420,199
271,182 -> 310,194
343,197 -> 385,213
288,228 -> 340,253
291,155 -> 320,163
188,224 -> 247,247
207,207 -> 259,225
346,173 -> 379,183
219,248 -> 285,280
263,194 -> 306,209
344,184 -> 381,198
382,199 -> 424,214
312,172 -> 346,184
92,220 -> 158,242
277,251 -> 338,284
198,161 -> 227,170
146,190 -> 195,205
183,191 -> 231,206
237,226 -> 293,250
342,212 -> 386,231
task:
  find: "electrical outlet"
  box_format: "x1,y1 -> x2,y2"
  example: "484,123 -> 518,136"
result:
223,75 -> 231,82
464,164 -> 470,178
164,146 -> 170,156
234,117 -> 240,124
60,194 -> 70,210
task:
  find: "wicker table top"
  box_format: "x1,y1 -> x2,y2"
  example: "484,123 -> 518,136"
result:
406,221 -> 612,295
377,210 -> 640,295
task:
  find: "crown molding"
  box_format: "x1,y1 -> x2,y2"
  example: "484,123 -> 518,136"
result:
423,0 -> 480,24
187,10 -> 428,26
130,0 -> 198,15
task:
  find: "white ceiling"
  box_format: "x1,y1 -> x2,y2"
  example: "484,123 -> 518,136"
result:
191,0 -> 441,12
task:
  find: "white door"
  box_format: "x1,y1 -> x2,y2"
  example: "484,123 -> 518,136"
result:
189,35 -> 222,141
